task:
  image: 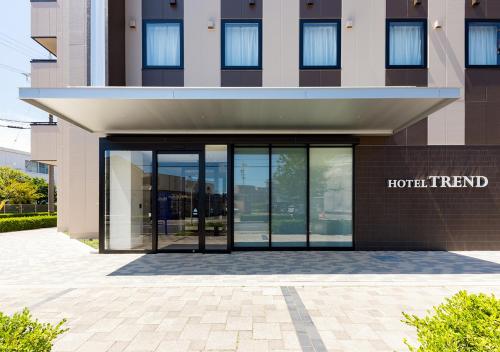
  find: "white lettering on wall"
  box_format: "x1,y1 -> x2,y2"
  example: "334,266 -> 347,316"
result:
386,176 -> 489,189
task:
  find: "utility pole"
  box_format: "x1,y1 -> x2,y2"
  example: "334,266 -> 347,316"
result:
47,114 -> 55,213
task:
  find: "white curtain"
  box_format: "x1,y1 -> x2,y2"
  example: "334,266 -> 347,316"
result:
389,23 -> 423,66
225,23 -> 259,67
146,23 -> 181,66
469,25 -> 497,65
303,23 -> 337,66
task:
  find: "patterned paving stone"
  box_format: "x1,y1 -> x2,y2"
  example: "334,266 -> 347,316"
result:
1,228 -> 500,351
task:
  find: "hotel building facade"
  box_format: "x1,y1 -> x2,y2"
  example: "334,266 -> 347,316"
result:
23,0 -> 500,252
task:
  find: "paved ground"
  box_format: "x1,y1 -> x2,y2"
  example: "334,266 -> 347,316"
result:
1,228 -> 500,352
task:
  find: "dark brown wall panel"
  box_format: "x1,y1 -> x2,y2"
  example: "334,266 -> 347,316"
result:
355,145 -> 500,250
221,70 -> 262,87
299,70 -> 341,87
465,0 -> 500,19
300,0 -> 342,19
465,69 -> 500,145
142,0 -> 183,20
386,69 -> 428,87
386,0 -> 428,19
221,0 -> 262,19
108,0 -> 125,86
142,70 -> 184,87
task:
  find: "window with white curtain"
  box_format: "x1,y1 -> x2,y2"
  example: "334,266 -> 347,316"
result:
301,21 -> 339,68
144,21 -> 182,68
388,21 -> 426,67
467,22 -> 500,66
223,21 -> 261,68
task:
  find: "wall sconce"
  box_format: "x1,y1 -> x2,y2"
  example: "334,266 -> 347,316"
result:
472,0 -> 480,6
169,0 -> 176,5
129,19 -> 136,29
208,19 -> 215,30
433,20 -> 442,29
307,0 -> 314,5
413,0 -> 422,5
345,20 -> 353,29
249,0 -> 256,5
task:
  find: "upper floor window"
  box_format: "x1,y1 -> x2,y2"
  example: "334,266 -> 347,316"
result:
300,20 -> 340,69
143,20 -> 183,69
466,21 -> 500,67
387,20 -> 427,68
222,20 -> 262,69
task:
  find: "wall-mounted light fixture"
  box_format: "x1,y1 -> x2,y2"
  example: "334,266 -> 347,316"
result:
472,0 -> 480,6
208,19 -> 215,30
346,20 -> 353,29
129,19 -> 137,29
169,0 -> 176,5
433,20 -> 442,29
307,0 -> 314,5
413,0 -> 421,5
249,0 -> 256,5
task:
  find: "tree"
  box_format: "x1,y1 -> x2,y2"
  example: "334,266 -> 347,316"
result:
31,177 -> 57,204
0,167 -> 43,204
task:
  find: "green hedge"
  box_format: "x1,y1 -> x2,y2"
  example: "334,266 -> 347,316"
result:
0,212 -> 56,219
403,291 -> 500,351
0,216 -> 57,233
0,308 -> 67,352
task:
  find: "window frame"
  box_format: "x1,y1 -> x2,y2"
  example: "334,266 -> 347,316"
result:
386,19 -> 428,69
221,19 -> 263,70
299,19 -> 341,70
465,19 -> 500,68
142,19 -> 184,70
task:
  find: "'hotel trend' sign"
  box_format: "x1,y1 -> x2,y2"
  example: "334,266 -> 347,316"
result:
387,176 -> 488,189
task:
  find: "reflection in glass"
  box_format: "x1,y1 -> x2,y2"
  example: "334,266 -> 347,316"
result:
234,148 -> 269,247
157,154 -> 199,250
309,148 -> 353,247
105,151 -> 153,250
205,146 -> 228,250
271,148 -> 307,247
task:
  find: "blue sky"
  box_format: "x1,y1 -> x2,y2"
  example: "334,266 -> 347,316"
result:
0,1 -> 49,152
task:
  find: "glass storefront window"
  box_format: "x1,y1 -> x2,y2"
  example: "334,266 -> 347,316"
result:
205,145 -> 228,251
104,151 -> 153,250
309,148 -> 353,247
234,148 -> 270,247
271,148 -> 307,247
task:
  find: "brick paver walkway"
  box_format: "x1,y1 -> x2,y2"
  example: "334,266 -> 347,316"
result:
1,228 -> 499,351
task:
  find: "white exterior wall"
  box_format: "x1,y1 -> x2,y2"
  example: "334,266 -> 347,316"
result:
341,0 -> 386,87
184,0 -> 221,87
427,0 -> 465,145
125,0 -> 142,86
262,0 -> 299,87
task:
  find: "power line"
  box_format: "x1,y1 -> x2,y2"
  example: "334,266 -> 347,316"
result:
0,63 -> 30,80
0,32 -> 46,58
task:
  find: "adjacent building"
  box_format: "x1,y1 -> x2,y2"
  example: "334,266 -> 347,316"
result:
23,0 -> 500,252
0,146 -> 50,181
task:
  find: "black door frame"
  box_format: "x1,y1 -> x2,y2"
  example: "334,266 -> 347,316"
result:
156,150 -> 205,253
99,134 -> 358,254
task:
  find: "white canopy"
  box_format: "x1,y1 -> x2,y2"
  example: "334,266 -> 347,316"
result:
19,86 -> 459,135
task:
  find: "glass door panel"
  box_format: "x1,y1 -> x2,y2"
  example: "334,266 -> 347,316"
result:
205,146 -> 228,251
157,153 -> 200,251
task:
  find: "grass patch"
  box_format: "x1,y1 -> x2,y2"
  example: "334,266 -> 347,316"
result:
78,238 -> 99,250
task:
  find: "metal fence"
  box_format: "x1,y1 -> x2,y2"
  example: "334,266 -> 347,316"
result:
1,204 -> 58,214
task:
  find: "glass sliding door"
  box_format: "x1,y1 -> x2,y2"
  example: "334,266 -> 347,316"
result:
104,151 -> 153,251
309,148 -> 353,247
205,145 -> 228,251
157,153 -> 200,251
234,148 -> 270,247
271,148 -> 307,247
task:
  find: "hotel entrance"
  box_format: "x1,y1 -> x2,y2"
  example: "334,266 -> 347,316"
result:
101,136 -> 352,253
